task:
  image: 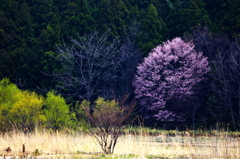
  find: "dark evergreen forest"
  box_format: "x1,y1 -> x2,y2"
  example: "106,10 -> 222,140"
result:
0,0 -> 240,129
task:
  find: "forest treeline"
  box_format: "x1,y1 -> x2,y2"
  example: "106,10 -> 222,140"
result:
0,0 -> 240,129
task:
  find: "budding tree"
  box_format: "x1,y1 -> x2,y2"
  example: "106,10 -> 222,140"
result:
81,95 -> 135,154
133,37 -> 210,121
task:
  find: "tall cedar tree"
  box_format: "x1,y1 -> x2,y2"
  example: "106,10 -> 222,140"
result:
220,0 -> 240,37
138,3 -> 167,55
97,0 -> 128,39
166,0 -> 211,39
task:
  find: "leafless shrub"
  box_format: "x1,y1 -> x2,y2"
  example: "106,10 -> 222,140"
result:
81,95 -> 135,154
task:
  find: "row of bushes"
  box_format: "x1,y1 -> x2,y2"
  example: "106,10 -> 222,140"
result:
0,78 -> 133,133
0,78 -> 82,131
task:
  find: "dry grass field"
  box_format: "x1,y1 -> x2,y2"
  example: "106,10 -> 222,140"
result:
0,128 -> 239,159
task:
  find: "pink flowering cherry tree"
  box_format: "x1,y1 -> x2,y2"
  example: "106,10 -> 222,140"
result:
133,37 -> 210,121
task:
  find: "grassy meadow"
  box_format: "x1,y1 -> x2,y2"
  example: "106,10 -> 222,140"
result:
0,127 -> 240,159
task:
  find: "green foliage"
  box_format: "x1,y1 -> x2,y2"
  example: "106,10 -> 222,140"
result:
81,96 -> 135,154
61,0 -> 94,37
75,100 -> 90,131
0,0 -> 239,129
10,90 -> 46,130
96,0 -> 128,38
0,79 -> 77,131
32,149 -> 42,156
0,78 -> 20,104
0,0 -> 237,91
166,0 -> 212,38
80,97 -> 122,127
44,90 -> 76,130
0,78 -> 20,130
220,0 -> 240,37
138,3 -> 167,55
0,78 -> 46,130
94,97 -> 120,115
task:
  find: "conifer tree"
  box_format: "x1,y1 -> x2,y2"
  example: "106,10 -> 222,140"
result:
97,0 -> 127,38
97,0 -> 115,36
220,0 -> 240,37
167,0 -> 211,38
138,4 -> 167,55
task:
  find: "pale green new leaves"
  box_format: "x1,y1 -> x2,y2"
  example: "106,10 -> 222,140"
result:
0,78 -> 20,113
44,90 -> 76,130
80,97 -> 120,116
0,78 -> 46,130
0,79 -> 76,131
0,78 -> 20,129
10,91 -> 46,129
94,97 -> 120,117
81,97 -> 121,127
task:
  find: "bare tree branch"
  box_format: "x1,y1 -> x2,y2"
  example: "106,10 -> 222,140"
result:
81,95 -> 135,154
210,37 -> 240,129
51,31 -> 121,102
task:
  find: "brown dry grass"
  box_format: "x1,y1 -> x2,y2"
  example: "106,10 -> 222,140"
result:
0,128 -> 239,158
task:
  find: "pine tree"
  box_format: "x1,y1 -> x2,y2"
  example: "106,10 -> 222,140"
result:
97,0 -> 114,35
97,0 -> 128,38
220,0 -> 240,37
138,3 -> 167,55
167,0 -> 211,38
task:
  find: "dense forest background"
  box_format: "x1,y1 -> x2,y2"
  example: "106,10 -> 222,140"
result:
0,0 -> 240,129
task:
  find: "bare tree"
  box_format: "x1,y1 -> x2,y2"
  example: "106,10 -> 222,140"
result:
230,40 -> 240,126
52,31 -> 120,102
210,37 -> 240,129
81,95 -> 135,154
183,27 -> 240,128
184,26 -> 223,59
116,21 -> 143,97
14,78 -> 27,90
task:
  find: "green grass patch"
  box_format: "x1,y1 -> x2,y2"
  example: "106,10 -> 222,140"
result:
123,126 -> 240,137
